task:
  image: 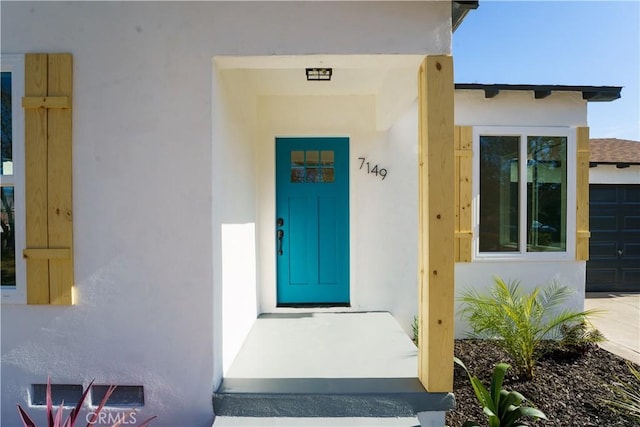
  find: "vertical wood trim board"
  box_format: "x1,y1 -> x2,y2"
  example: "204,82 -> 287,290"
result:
24,54 -> 51,304
418,55 -> 455,392
576,127 -> 590,261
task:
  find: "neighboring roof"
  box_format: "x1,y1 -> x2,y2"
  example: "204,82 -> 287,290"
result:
590,138 -> 640,165
455,83 -> 622,102
452,1 -> 479,32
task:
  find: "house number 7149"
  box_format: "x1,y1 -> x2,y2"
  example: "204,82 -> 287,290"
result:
358,157 -> 387,180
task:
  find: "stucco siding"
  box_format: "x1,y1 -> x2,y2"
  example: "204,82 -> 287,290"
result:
455,262 -> 587,339
1,2 -> 451,426
590,164 -> 640,184
455,90 -> 588,127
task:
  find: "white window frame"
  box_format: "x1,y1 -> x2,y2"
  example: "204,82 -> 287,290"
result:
1,54 -> 26,304
472,126 -> 576,262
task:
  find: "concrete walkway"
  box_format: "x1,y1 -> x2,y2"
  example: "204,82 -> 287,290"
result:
585,293 -> 640,365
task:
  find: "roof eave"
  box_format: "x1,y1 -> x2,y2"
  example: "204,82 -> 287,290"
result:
455,83 -> 622,102
590,162 -> 640,167
452,1 -> 479,32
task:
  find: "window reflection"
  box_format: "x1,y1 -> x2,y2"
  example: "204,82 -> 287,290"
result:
321,150 -> 334,166
479,134 -> 568,254
306,151 -> 319,166
1,186 -> 15,286
291,151 -> 304,167
527,136 -> 567,252
290,150 -> 335,183
479,136 -> 520,252
1,71 -> 12,176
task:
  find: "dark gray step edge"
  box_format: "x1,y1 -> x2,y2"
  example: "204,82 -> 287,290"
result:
213,378 -> 456,417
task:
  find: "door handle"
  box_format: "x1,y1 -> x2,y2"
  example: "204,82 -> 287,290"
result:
277,230 -> 284,255
618,249 -> 624,256
277,218 -> 285,255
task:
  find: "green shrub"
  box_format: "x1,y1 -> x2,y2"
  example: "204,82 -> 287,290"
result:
558,319 -> 605,353
603,362 -> 640,421
458,276 -> 599,379
454,357 -> 547,427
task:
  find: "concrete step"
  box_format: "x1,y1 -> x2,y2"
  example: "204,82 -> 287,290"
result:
212,416 -> 421,426
213,377 -> 454,418
214,312 -> 454,424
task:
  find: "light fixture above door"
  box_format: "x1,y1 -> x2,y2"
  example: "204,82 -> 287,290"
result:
305,68 -> 332,81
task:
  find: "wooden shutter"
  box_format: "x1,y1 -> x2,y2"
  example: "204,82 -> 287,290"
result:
23,53 -> 74,305
454,126 -> 472,262
576,127 -> 590,261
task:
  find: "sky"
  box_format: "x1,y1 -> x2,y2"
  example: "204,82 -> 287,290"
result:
453,0 -> 640,141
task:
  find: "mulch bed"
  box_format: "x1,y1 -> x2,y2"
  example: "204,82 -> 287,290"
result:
447,340 -> 639,427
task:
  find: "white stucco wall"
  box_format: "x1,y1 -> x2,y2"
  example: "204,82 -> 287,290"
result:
453,89 -> 590,339
454,262 -> 587,338
1,2 -> 451,426
212,65 -> 260,383
590,164 -> 640,184
455,90 -> 588,127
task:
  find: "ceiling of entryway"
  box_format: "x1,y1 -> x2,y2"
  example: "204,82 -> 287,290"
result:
215,55 -> 424,129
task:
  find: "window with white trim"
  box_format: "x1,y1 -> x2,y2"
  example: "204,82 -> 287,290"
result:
1,54 -> 26,303
474,127 -> 575,260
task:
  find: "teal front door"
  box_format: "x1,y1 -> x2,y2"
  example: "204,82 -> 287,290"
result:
276,137 -> 350,305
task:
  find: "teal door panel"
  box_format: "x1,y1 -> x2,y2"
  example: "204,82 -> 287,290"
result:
276,137 -> 349,305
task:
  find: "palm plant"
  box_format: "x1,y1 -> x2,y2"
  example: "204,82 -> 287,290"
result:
558,319 -> 605,353
459,277 -> 600,379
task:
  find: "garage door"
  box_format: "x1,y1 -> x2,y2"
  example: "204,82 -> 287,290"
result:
587,184 -> 640,292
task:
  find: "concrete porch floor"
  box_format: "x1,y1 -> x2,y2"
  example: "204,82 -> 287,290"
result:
226,312 -> 418,378
213,312 -> 454,424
